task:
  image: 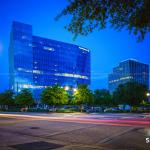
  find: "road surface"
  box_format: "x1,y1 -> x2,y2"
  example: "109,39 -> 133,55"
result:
0,112 -> 150,150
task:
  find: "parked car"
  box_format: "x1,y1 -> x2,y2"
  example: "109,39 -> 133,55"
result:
104,107 -> 120,112
86,106 -> 103,113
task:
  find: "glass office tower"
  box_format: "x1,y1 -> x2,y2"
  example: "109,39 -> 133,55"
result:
9,21 -> 90,101
108,59 -> 149,93
9,22 -> 33,93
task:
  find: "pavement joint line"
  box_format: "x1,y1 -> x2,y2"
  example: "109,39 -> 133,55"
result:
45,124 -> 99,137
96,127 -> 136,145
0,127 -> 111,150
0,127 -> 69,146
0,124 -> 98,141
0,122 -> 120,149
60,144 -> 112,150
0,123 -> 98,139
1,114 -> 150,150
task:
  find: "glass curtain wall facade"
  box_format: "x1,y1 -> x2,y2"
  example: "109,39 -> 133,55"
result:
108,59 -> 149,93
9,21 -> 90,101
9,22 -> 33,93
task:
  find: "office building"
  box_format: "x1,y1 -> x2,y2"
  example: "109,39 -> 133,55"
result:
9,21 -> 90,101
108,59 -> 149,93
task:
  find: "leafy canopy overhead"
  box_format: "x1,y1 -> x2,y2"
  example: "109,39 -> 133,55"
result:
56,0 -> 150,41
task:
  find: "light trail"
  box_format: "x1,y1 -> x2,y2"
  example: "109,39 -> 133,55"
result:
0,113 -> 150,127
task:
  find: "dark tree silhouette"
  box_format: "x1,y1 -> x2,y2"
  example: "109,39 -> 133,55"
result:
0,90 -> 14,107
15,89 -> 34,107
113,82 -> 147,107
93,89 -> 113,106
56,0 -> 150,41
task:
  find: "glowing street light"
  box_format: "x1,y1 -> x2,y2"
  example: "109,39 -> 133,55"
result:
146,92 -> 150,97
64,86 -> 69,91
73,88 -> 77,92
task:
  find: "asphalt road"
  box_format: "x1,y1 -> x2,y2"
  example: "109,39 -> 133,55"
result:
0,112 -> 150,150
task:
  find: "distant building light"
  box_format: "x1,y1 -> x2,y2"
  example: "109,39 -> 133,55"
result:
28,43 -> 32,47
43,46 -> 54,51
33,70 -> 43,74
73,88 -> 77,92
64,86 -> 69,91
146,92 -> 150,97
22,84 -> 48,89
22,35 -> 27,39
54,73 -> 88,79
22,84 -> 32,88
17,68 -> 32,73
29,43 -> 36,47
79,46 -> 89,52
121,58 -> 138,63
109,76 -> 133,83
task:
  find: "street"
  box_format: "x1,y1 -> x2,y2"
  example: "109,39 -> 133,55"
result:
0,112 -> 150,150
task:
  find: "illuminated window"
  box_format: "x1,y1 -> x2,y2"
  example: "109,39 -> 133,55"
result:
43,46 -> 54,51
109,76 -> 133,83
17,68 -> 32,73
28,43 -> 32,47
21,35 -> 27,39
54,73 -> 88,79
33,70 -> 43,74
79,46 -> 90,52
64,86 -> 69,91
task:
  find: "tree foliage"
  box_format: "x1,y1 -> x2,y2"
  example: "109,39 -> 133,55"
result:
93,89 -> 114,106
73,84 -> 93,105
41,85 -> 69,106
56,0 -> 150,41
113,82 -> 147,106
0,90 -> 14,105
15,89 -> 34,106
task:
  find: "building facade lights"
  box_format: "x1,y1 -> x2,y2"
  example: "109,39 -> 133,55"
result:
54,73 -> 88,79
9,21 -> 90,101
108,59 -> 149,93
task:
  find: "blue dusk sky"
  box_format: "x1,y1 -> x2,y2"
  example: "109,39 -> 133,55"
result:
0,0 -> 150,92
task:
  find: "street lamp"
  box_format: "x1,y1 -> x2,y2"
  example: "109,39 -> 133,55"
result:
64,86 -> 69,91
73,88 -> 77,93
146,92 -> 150,103
146,92 -> 150,97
